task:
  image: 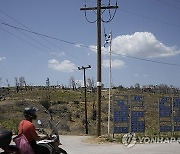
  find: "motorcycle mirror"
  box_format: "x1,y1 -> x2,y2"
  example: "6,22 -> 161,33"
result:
37,120 -> 42,126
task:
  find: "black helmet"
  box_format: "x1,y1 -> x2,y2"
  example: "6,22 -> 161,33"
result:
23,107 -> 38,120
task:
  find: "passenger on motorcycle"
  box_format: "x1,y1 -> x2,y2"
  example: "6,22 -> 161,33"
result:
18,107 -> 50,154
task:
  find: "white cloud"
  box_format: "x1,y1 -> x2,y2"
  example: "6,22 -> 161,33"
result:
90,32 -> 180,58
0,57 -> 6,61
48,59 -> 76,72
111,32 -> 180,58
102,59 -> 125,69
89,45 -> 108,55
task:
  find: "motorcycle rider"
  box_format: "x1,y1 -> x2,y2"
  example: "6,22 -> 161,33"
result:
18,107 -> 50,154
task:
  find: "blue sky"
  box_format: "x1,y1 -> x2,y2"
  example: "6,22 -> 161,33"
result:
0,0 -> 180,88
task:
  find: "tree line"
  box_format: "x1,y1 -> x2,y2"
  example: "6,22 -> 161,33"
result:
0,76 -> 180,96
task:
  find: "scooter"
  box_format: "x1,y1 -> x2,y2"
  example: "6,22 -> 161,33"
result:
36,109 -> 67,154
0,109 -> 67,154
0,129 -> 20,154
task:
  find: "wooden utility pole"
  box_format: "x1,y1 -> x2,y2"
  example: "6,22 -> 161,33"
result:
80,0 -> 118,136
78,65 -> 91,134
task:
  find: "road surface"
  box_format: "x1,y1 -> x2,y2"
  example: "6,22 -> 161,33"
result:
59,135 -> 179,154
1,135 -> 179,154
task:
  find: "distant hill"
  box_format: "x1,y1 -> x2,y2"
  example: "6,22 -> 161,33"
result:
0,86 -> 180,137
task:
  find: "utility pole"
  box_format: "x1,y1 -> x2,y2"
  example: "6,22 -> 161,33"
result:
78,65 -> 91,134
80,0 -> 118,136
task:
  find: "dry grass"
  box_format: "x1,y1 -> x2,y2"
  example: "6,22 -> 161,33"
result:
0,87 -> 180,139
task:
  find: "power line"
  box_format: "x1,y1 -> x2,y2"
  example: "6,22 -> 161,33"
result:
0,18 -> 53,51
0,9 -> 90,66
0,21 -> 84,47
0,9 -> 69,49
1,21 -> 180,68
0,27 -> 51,55
82,0 -> 118,23
0,24 -> 91,71
0,9 -> 32,31
0,21 -> 90,67
157,0 -> 180,10
0,8 -> 96,78
111,51 -> 180,67
120,8 -> 180,29
82,1 -> 180,28
0,21 -> 91,49
0,9 -> 92,67
1,26 -> 97,82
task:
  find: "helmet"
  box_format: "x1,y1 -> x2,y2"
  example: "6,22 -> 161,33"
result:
23,107 -> 38,120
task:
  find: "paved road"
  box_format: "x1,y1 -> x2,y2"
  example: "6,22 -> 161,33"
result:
59,135 -> 180,154
1,135 -> 179,154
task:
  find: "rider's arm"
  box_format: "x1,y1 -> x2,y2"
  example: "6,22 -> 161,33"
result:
29,124 -> 44,141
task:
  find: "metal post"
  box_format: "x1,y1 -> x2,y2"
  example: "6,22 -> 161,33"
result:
108,31 -> 112,135
158,98 -> 160,136
84,68 -> 88,134
171,97 -> 174,136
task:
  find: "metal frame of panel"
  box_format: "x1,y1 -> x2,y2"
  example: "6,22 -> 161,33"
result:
130,95 -> 145,133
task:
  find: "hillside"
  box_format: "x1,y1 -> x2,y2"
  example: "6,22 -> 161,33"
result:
0,86 -> 180,138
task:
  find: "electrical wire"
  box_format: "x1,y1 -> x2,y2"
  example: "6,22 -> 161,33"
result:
102,0 -> 118,23
111,51 -> 180,67
0,10 -> 96,78
102,7 -> 117,23
0,18 -> 54,51
83,0 -> 97,23
157,0 -> 180,10
0,20 -> 89,67
120,8 -> 180,29
1,21 -> 180,68
84,9 -> 97,23
0,21 -> 89,48
0,25 -> 97,81
0,9 -> 91,66
82,0 -> 118,23
0,27 -> 51,55
0,9 -> 68,50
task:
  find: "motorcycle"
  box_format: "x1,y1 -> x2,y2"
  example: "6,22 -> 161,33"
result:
0,109 -> 67,154
0,129 -> 19,154
36,109 -> 67,154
